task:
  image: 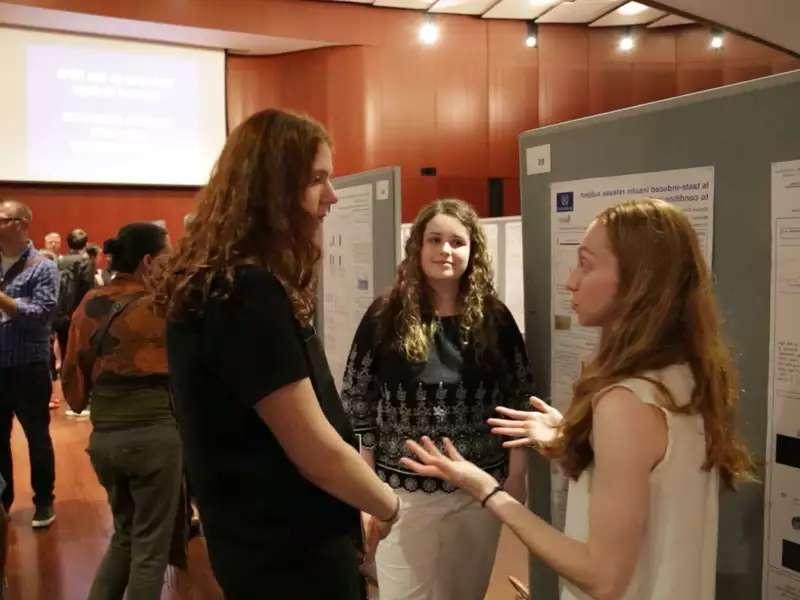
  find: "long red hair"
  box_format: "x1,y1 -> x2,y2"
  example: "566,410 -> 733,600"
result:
157,109 -> 329,325
547,199 -> 754,488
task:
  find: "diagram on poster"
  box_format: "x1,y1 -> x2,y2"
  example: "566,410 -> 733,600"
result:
549,166 -> 715,529
764,159 -> 800,600
322,183 -> 374,393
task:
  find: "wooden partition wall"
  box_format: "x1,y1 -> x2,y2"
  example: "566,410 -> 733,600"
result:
1,0 -> 798,242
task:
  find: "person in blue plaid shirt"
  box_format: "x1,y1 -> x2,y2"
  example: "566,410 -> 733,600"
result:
0,198 -> 59,528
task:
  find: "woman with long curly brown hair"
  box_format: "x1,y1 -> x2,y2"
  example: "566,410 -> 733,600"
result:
400,198 -> 754,600
159,108 -> 399,600
342,199 -> 534,600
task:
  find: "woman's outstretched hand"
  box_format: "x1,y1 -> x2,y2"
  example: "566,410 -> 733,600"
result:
487,396 -> 564,448
400,436 -> 498,502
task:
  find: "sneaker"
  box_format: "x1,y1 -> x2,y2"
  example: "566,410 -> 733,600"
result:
32,504 -> 55,528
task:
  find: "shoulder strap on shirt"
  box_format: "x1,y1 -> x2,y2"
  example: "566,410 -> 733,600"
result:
0,251 -> 46,292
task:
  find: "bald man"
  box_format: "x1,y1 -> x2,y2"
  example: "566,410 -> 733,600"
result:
0,198 -> 58,528
43,232 -> 62,259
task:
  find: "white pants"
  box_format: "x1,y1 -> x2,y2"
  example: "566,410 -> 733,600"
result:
376,489 -> 502,600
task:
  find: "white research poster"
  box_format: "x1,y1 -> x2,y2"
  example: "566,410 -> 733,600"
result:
764,159 -> 800,599
504,220 -> 525,333
549,166 -> 714,529
322,183 -> 375,393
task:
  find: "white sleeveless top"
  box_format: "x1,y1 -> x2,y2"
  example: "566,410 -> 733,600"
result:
560,364 -> 719,600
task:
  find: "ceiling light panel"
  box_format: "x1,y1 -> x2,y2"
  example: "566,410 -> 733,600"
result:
536,1 -> 621,24
481,0 -> 561,20
429,0 -> 497,15
616,1 -> 647,16
591,4 -> 665,26
373,0 -> 436,9
646,14 -> 695,28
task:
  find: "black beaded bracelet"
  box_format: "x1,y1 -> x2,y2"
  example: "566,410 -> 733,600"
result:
481,485 -> 504,508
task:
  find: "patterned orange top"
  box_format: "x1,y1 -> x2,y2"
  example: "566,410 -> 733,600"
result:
61,273 -> 168,410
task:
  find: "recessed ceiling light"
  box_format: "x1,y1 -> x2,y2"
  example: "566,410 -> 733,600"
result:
710,28 -> 724,49
619,29 -> 635,51
525,21 -> 538,48
419,19 -> 439,46
617,1 -> 649,16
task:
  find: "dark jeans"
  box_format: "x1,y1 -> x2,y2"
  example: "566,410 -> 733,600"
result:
0,363 -> 55,510
87,422 -> 182,600
54,323 -> 69,369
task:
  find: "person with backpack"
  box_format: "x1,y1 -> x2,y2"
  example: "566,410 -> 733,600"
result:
54,229 -> 95,416
0,198 -> 59,528
54,229 -> 95,354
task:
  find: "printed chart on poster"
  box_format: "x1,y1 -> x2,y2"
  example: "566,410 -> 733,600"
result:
765,159 -> 800,600
549,166 -> 714,529
322,183 -> 374,393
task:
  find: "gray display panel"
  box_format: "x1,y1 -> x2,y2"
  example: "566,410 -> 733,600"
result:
519,70 -> 800,600
317,166 -> 401,391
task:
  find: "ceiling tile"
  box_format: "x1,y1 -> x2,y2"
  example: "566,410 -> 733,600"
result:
481,0 -> 562,20
373,0 -> 436,9
429,0 -> 497,14
591,2 -> 666,26
536,1 -> 622,23
647,14 -> 695,27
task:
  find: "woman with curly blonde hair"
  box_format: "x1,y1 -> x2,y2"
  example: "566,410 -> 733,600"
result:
401,198 -> 754,600
342,198 -> 534,600
159,108 -> 399,600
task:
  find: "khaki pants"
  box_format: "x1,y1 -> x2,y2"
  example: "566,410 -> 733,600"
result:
376,489 -> 501,600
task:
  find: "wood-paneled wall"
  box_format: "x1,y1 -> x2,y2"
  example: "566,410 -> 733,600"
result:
1,0 -> 798,233
225,21 -> 798,221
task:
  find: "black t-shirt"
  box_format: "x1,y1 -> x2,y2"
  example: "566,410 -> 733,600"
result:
166,266 -> 359,566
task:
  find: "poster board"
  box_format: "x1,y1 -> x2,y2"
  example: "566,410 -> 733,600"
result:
319,166 -> 401,393
765,159 -> 800,598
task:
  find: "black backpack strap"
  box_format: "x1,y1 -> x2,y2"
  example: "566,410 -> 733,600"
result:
0,252 -> 46,292
80,291 -> 148,394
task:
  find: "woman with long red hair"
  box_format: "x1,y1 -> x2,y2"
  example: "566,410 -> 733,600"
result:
159,109 -> 399,600
402,198 -> 753,600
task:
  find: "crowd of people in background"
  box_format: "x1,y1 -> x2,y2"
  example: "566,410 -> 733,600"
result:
0,107 -> 754,600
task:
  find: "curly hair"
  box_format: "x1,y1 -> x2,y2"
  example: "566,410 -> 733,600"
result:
156,109 -> 329,325
545,199 -> 754,489
377,199 -> 502,363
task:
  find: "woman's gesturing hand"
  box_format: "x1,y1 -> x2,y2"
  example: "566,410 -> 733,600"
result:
399,436 -> 498,502
487,396 -> 564,449
362,513 -> 393,565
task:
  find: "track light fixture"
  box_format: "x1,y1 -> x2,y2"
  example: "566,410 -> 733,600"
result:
710,27 -> 724,50
619,27 -> 635,52
525,21 -> 538,48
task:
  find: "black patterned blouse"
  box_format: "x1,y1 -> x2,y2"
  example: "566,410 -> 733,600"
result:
342,299 -> 534,494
